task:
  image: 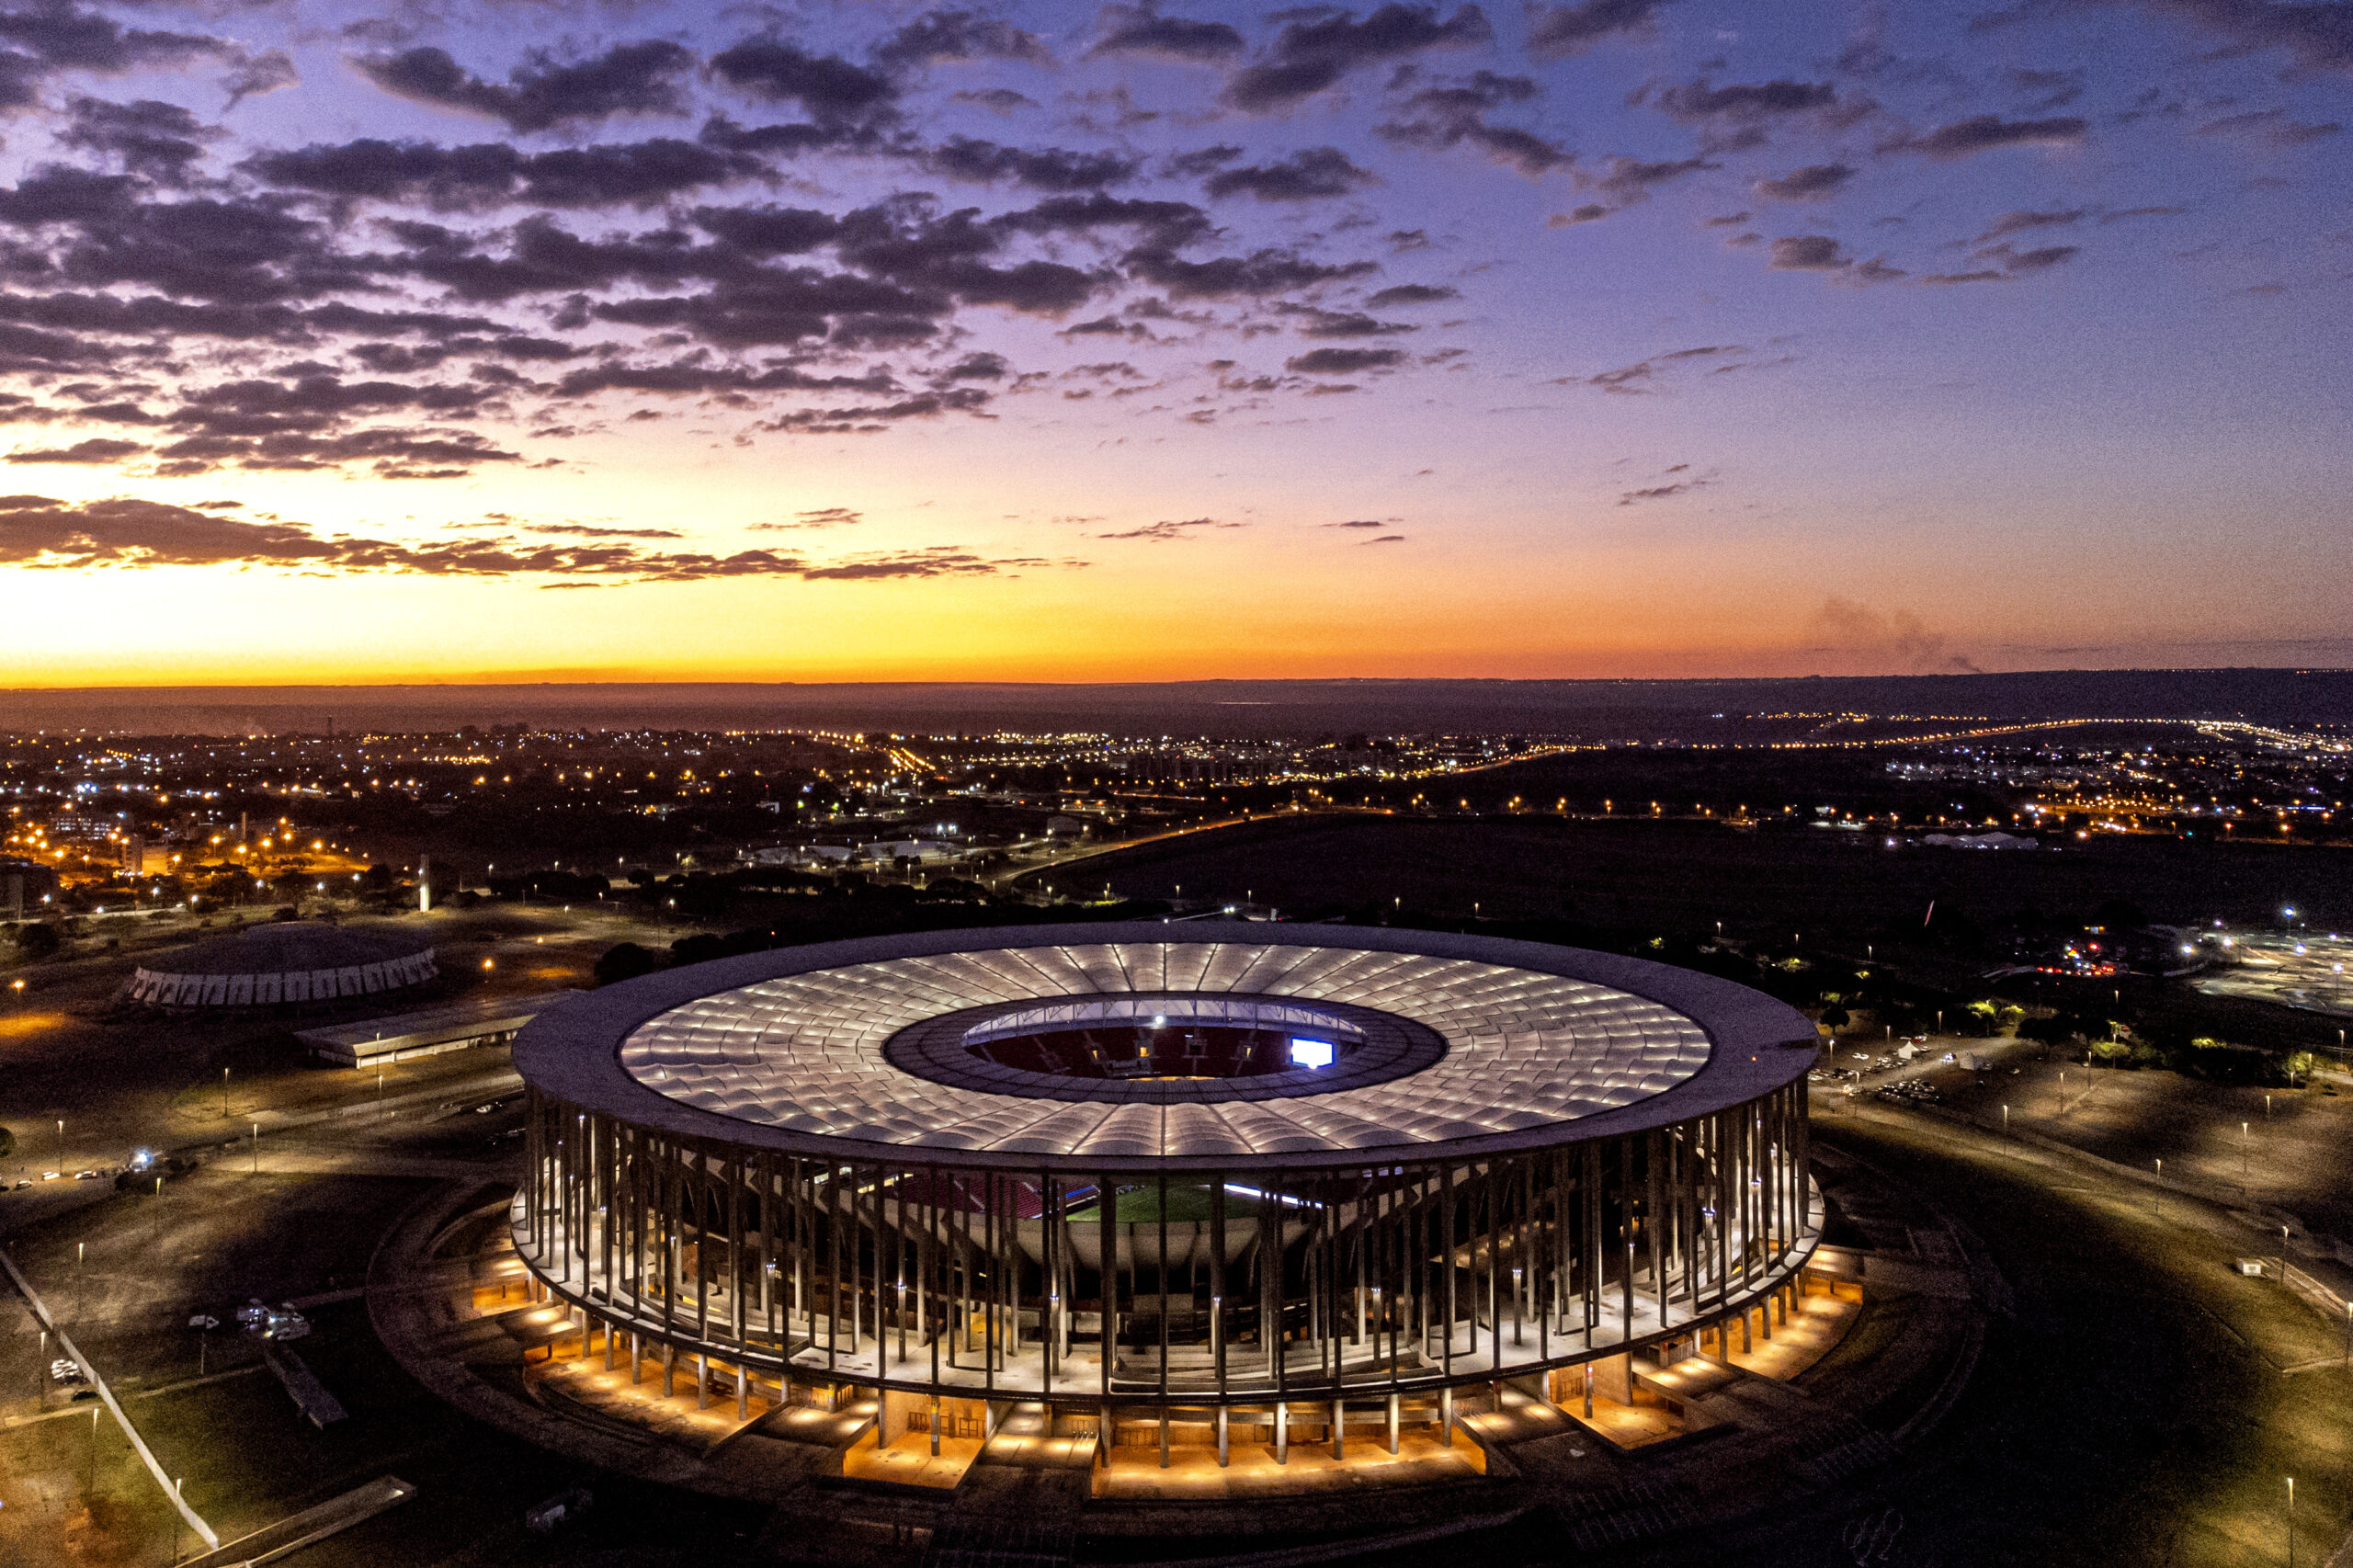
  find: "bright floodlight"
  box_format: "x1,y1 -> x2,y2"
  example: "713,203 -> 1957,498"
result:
1289,1037 -> 1336,1069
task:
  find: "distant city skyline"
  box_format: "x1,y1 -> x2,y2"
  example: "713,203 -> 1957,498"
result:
0,0 -> 2347,686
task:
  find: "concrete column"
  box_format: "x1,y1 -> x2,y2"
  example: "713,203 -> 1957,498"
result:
1275,1401 -> 1289,1463
736,1364 -> 747,1420
1159,1411 -> 1170,1469
630,1332 -> 641,1384
930,1396 -> 941,1458
1332,1398 -> 1345,1460
697,1352 -> 709,1410
603,1322 -> 614,1372
663,1342 -> 675,1395
1387,1393 -> 1400,1455
1440,1387 -> 1453,1446
1582,1361 -> 1594,1418
1216,1406 -> 1229,1467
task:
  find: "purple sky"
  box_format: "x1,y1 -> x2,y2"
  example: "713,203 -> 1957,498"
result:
0,0 -> 2347,684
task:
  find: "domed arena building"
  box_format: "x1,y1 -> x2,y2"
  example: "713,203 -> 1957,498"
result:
125,921 -> 438,1008
509,923 -> 1823,1484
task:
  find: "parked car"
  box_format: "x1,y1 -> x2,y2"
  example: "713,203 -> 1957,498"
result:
524,1487 -> 593,1534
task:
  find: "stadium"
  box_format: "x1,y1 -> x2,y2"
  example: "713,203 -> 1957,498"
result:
509,923 -> 1822,1478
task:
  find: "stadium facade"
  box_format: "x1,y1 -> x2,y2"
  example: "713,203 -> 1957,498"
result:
510,924 -> 1820,1464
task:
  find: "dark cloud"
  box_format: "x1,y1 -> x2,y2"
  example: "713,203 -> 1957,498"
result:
923,135 -> 1140,189
1618,482 -> 1693,503
222,49 -> 297,113
1285,304 -> 1415,337
1526,0 -> 1671,58
940,350 -> 1010,380
1376,71 -> 1570,175
1227,4 -> 1494,113
1090,4 -> 1245,62
750,506 -> 863,530
1574,343 -> 1743,392
759,389 -> 992,434
690,203 -> 839,255
1324,517 -> 1390,527
59,97 -> 219,185
7,436 -> 142,463
875,11 -> 1050,70
1095,516 -> 1242,540
355,41 -> 695,133
1974,208 -> 2083,241
1754,163 -> 1854,200
1881,114 -> 2086,158
1164,143 -> 1244,177
1286,346 -> 1406,373
1205,145 -> 1378,199
509,141 -> 767,207
952,86 -> 1038,113
1652,78 -> 1837,121
993,191 -> 1213,249
795,546 -> 1070,579
1593,153 -> 1716,199
246,140 -> 523,207
0,4 -> 233,111
0,493 -> 1074,580
1549,202 -> 1610,225
1126,244 -> 1378,299
2197,108 -> 2341,145
2106,0 -> 2353,79
1976,240 -> 2079,273
1768,234 -> 1849,270
1366,282 -> 1458,306
709,40 -> 896,120
2097,204 -> 2186,222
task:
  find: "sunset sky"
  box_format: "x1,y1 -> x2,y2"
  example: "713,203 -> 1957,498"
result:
0,0 -> 2347,687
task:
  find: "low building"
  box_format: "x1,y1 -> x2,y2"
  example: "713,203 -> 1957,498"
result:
126,922 -> 437,1008
294,989 -> 582,1067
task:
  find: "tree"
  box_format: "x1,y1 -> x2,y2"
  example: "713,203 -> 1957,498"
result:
0,1126 -> 14,1158
14,922 -> 60,959
1996,1005 -> 2025,1036
1965,1000 -> 1997,1036
593,942 -> 661,987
